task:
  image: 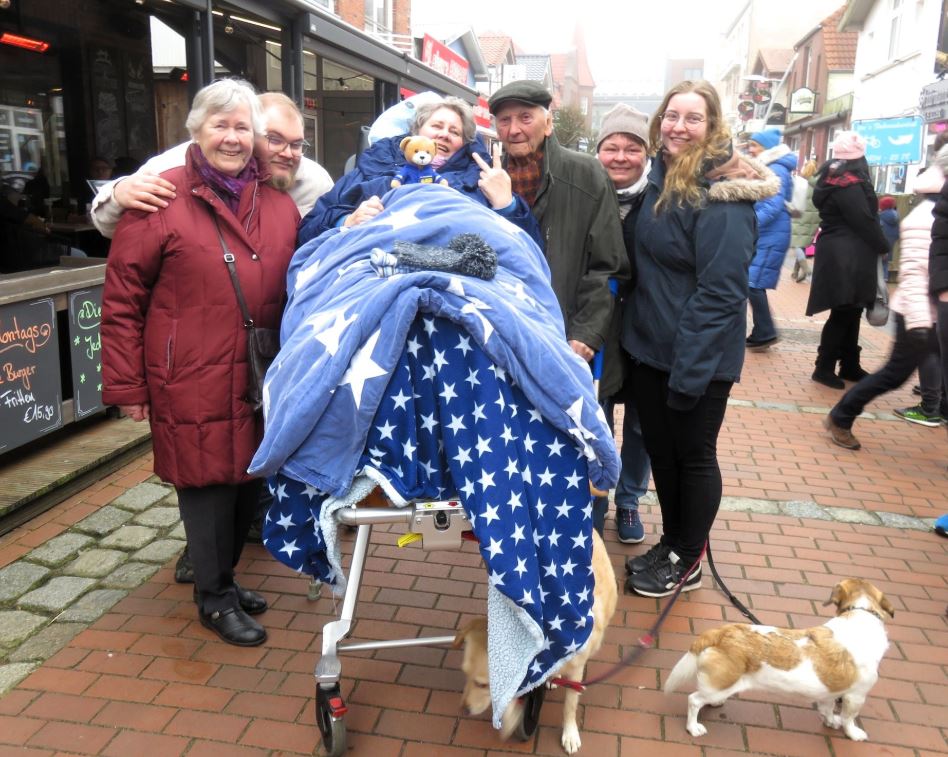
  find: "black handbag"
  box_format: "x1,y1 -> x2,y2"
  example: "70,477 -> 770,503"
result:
214,219 -> 279,412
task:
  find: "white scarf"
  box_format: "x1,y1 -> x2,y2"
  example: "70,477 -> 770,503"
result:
615,158 -> 651,220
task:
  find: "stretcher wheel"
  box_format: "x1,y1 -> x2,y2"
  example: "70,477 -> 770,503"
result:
514,685 -> 545,741
316,684 -> 347,757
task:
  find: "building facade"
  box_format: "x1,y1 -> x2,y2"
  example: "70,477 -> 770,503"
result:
783,4 -> 858,165
841,0 -> 945,192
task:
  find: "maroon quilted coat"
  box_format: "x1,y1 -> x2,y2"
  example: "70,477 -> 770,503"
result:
102,146 -> 300,488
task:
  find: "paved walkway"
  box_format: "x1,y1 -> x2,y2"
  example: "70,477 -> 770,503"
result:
0,263 -> 946,756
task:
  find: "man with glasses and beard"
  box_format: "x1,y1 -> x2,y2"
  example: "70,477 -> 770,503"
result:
91,92 -> 332,236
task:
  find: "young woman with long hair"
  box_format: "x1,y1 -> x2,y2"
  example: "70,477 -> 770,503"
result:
621,80 -> 779,597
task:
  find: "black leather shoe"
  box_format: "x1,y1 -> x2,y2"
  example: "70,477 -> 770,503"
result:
193,584 -> 268,616
199,606 -> 267,646
235,583 -> 267,615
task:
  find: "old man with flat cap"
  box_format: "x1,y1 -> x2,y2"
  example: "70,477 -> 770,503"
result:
488,79 -> 628,374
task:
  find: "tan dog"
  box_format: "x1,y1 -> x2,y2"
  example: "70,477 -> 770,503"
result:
453,529 -> 617,754
664,578 -> 894,741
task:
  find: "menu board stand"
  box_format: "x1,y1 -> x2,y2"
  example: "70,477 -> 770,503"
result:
68,287 -> 105,420
0,298 -> 64,453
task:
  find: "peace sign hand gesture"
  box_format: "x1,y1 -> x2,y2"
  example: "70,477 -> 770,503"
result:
472,143 -> 513,210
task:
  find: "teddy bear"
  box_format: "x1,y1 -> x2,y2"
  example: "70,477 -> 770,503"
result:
390,135 -> 449,188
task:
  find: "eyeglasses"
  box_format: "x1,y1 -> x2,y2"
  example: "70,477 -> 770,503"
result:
264,133 -> 310,154
660,111 -> 706,127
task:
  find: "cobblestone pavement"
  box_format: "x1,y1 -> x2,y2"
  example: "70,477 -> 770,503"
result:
0,259 -> 945,756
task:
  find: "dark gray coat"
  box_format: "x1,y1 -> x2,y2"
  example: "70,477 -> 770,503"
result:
521,135 -> 629,397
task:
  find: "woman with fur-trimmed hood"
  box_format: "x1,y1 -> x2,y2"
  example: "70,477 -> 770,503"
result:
622,80 -> 779,599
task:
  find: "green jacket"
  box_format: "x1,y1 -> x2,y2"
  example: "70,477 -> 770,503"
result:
790,179 -> 820,249
521,135 -> 629,396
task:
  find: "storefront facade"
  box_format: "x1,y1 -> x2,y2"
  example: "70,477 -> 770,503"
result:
0,0 -> 478,455
1,0 -> 479,244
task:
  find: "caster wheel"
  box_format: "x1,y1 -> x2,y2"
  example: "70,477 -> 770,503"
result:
316,685 -> 348,757
514,685 -> 545,741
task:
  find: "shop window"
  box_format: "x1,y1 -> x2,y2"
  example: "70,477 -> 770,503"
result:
322,59 -> 373,92
0,45 -> 68,211
266,40 -> 282,92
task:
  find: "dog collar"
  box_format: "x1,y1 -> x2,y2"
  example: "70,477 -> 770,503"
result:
840,606 -> 886,621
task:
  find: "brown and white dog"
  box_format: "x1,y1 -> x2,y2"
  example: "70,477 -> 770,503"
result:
664,578 -> 894,741
453,529 -> 617,754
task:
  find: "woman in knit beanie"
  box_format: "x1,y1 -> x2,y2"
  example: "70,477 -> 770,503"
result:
744,129 -> 796,351
805,130 -> 889,389
877,195 -> 900,281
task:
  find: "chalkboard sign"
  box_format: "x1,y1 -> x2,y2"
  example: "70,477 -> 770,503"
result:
124,51 -> 155,157
68,287 -> 105,419
0,298 -> 63,453
90,46 -> 126,162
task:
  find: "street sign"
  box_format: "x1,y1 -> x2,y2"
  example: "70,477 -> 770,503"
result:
920,78 -> 948,123
789,87 -> 816,114
851,116 -> 924,166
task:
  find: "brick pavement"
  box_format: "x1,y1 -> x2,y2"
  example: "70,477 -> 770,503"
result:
0,264 -> 946,756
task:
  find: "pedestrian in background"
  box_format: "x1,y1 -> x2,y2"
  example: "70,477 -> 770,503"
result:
878,195 -> 900,283
593,103 -> 653,544
824,147 -> 948,449
745,128 -> 796,351
807,131 -> 889,389
790,158 -> 819,283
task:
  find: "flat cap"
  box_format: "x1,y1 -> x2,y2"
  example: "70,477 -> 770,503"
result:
488,79 -> 553,114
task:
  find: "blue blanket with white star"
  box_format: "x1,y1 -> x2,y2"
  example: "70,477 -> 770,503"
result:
265,317 -> 601,728
249,183 -> 618,492
250,184 -> 619,727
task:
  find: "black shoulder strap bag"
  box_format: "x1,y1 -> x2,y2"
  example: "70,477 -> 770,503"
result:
213,217 -> 280,412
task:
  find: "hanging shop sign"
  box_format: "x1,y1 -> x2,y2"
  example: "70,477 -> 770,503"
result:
751,80 -> 772,104
738,100 -> 756,121
852,116 -> 924,166
920,78 -> 948,123
421,34 -> 469,86
789,87 -> 816,114
766,102 -> 787,125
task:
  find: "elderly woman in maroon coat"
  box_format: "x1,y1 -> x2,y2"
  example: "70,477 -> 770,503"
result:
102,79 -> 299,647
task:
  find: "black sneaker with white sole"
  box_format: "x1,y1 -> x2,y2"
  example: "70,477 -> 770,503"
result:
627,550 -> 702,598
625,541 -> 671,575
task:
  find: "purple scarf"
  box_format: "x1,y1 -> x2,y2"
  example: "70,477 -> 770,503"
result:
190,143 -> 259,215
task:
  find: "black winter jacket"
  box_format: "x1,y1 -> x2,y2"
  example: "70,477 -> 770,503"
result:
806,159 -> 889,316
930,176 -> 948,297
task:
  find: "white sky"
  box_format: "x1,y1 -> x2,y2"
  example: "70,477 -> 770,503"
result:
410,0 -> 747,93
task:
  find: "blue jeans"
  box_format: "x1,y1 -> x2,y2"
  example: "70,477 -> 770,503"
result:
747,287 -> 777,343
592,396 -> 652,534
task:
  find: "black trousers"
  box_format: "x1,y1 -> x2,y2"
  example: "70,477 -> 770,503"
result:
939,300 -> 948,419
817,305 -> 863,367
177,480 -> 262,614
830,314 -> 941,429
630,362 -> 731,564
